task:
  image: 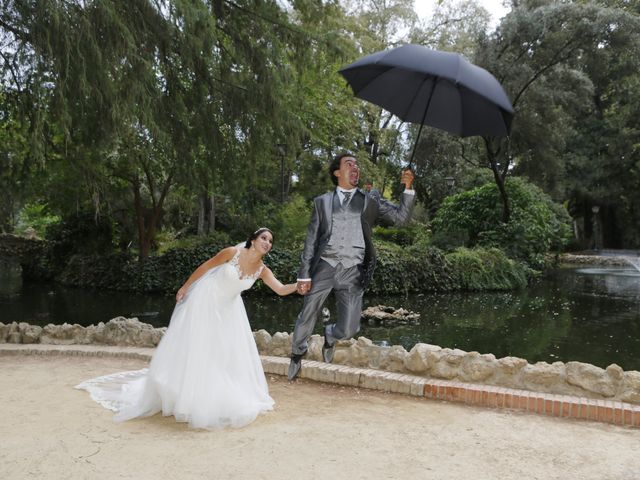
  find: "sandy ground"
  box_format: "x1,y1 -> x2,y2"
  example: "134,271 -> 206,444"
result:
1,355 -> 639,480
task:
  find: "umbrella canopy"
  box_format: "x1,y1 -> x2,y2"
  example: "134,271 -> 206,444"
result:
339,44 -> 514,165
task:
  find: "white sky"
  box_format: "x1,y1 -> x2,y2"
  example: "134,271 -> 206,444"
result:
414,0 -> 510,28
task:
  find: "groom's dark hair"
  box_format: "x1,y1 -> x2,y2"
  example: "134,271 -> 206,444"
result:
329,152 -> 356,186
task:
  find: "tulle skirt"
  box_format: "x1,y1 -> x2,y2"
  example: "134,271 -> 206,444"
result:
76,264 -> 274,429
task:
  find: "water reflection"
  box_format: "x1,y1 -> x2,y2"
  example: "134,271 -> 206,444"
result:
1,267 -> 639,370
575,267 -> 640,298
0,257 -> 22,297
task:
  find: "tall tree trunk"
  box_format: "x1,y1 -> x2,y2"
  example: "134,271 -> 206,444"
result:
197,192 -> 216,235
484,137 -> 511,224
197,194 -> 206,235
207,195 -> 215,234
132,176 -> 150,259
284,168 -> 292,201
490,160 -> 511,224
131,170 -> 174,259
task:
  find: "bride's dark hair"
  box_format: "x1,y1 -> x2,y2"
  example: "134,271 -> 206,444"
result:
244,227 -> 274,249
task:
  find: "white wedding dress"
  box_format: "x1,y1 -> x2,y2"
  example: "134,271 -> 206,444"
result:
76,248 -> 274,429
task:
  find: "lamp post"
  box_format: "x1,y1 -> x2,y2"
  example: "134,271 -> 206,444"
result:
591,205 -> 601,251
277,144 -> 287,203
444,176 -> 455,195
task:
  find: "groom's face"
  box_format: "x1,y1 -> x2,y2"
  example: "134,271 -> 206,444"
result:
334,156 -> 360,189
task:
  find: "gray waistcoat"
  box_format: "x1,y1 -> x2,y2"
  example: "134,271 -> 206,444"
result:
321,191 -> 365,268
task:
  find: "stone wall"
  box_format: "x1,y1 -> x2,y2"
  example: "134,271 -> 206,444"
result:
2,318 -> 638,405
0,318 -> 165,348
560,253 -> 637,266
0,234 -> 47,260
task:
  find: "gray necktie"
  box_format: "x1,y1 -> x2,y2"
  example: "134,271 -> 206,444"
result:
342,191 -> 351,205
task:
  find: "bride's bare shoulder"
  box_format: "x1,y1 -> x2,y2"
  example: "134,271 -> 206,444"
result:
216,246 -> 238,261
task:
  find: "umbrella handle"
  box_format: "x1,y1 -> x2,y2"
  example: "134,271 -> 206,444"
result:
407,121 -> 425,170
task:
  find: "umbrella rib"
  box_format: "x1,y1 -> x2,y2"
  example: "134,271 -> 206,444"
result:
408,76 -> 438,168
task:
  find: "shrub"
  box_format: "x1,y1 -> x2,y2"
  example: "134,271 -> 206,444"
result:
277,194 -> 312,245
366,240 -> 457,295
45,212 -> 117,274
14,203 -> 61,238
446,247 -> 530,291
55,236 -> 531,293
373,224 -> 425,247
430,178 -> 571,268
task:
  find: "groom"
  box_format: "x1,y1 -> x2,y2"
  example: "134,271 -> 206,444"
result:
288,152 -> 416,380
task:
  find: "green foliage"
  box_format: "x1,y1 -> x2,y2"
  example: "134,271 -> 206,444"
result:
373,223 -> 426,247
14,203 -> 61,238
53,233 -> 531,294
430,178 -> 572,268
0,92 -> 32,233
446,247 -> 530,291
3,0 -> 638,254
0,234 -> 54,281
45,212 -> 117,272
366,240 -> 457,295
216,198 -> 281,244
276,195 -> 311,246
156,230 -> 233,255
58,241 -> 227,292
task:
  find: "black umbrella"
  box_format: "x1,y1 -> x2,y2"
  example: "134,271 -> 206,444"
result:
338,44 -> 514,167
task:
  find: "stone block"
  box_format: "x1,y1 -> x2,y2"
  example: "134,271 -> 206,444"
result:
269,331 -> 292,357
348,336 -> 378,368
460,351 -> 496,382
405,343 -> 440,374
253,329 -> 272,355
566,361 -> 616,397
496,356 -> 528,375
0,322 -> 13,343
620,371 -> 640,403
429,348 -> 466,379
379,345 -> 408,372
7,331 -> 22,343
21,324 -> 42,344
606,363 -> 624,381
100,317 -> 161,347
307,334 -> 323,362
520,362 -> 566,389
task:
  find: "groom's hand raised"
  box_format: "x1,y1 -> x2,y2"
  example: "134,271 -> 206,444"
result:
297,280 -> 311,295
401,168 -> 414,190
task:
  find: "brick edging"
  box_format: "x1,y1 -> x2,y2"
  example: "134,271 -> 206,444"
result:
261,357 -> 640,428
3,344 -> 639,428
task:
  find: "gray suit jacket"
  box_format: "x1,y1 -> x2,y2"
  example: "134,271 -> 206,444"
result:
297,188 -> 416,288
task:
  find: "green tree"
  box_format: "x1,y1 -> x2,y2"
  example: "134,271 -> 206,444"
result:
430,177 -> 572,267
472,0 -> 640,223
1,0 -> 335,256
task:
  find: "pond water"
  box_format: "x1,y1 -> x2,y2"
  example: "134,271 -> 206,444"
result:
1,266 -> 639,371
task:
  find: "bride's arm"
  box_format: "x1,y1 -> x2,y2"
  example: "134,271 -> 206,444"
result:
176,246 -> 236,302
260,267 -> 298,296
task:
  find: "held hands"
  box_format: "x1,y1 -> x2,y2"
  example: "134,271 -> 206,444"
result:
401,169 -> 415,190
297,280 -> 311,295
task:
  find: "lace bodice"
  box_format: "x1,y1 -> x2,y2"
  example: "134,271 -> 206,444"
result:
229,248 -> 265,281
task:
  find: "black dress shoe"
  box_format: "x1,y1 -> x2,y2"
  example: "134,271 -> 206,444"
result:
322,326 -> 335,363
288,352 -> 305,380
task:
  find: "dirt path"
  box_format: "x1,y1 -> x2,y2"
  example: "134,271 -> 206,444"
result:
1,355 -> 639,480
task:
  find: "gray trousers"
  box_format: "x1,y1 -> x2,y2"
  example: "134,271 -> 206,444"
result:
291,260 -> 364,355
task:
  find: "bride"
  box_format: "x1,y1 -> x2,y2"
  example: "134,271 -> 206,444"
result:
76,227 -> 298,429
